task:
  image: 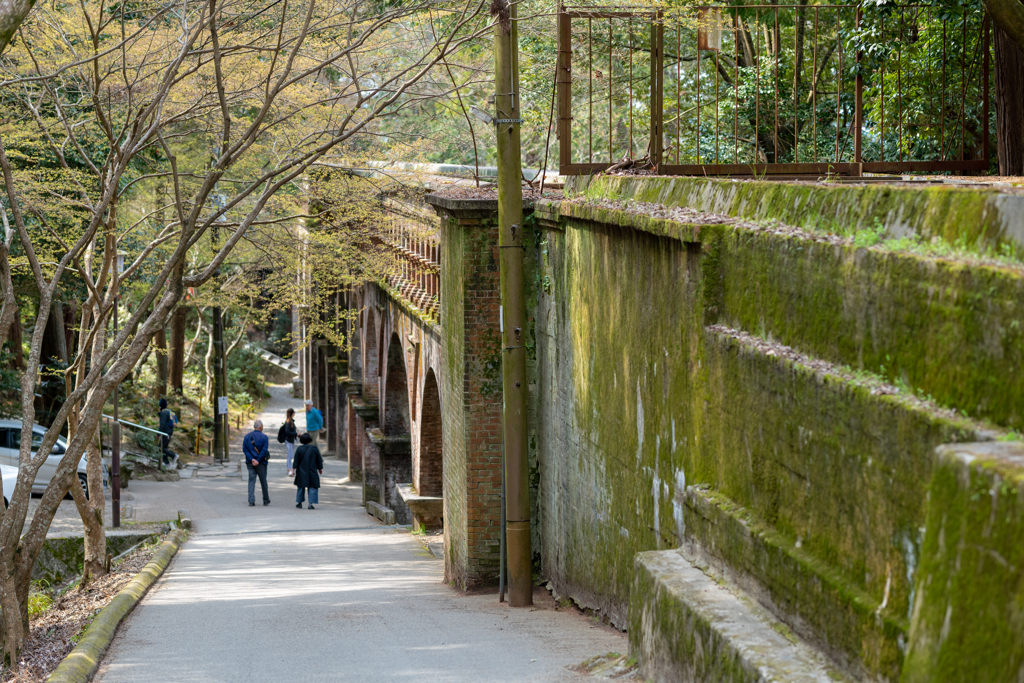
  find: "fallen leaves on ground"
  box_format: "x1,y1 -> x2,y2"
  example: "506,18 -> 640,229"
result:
2,544 -> 157,683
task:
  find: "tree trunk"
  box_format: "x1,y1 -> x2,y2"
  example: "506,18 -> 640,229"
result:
77,306 -> 107,583
38,302 -> 67,427
0,0 -> 36,55
204,318 -> 215,406
995,26 -> 1024,175
0,568 -> 23,667
168,307 -> 186,393
63,305 -> 75,361
6,315 -> 21,369
155,321 -> 168,397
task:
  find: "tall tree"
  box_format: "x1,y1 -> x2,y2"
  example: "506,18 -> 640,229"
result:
985,0 -> 1024,173
0,0 -> 489,665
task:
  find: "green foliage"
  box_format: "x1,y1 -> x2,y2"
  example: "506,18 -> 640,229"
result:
226,347 -> 267,405
0,347 -> 22,419
27,588 -> 53,618
852,220 -> 886,247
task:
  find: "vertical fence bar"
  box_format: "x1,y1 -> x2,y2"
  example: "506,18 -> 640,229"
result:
854,5 -> 862,163
629,18 -> 634,157
557,8 -> 572,172
774,7 -> 779,162
983,13 -> 990,165
897,9 -> 904,163
651,12 -> 664,166
960,9 -> 966,161
677,18 -> 681,163
793,7 -> 798,164
715,50 -> 720,163
697,22 -> 702,164
609,20 -> 613,162
941,20 -> 946,160
755,9 -> 759,163
588,17 -> 593,163
813,7 -> 818,162
734,9 -> 739,164
880,16 -> 886,162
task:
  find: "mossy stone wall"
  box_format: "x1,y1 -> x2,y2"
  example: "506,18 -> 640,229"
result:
533,193 -> 1022,679
715,229 -> 1024,429
902,442 -> 1024,683
571,175 -> 1024,253
536,216 -> 705,627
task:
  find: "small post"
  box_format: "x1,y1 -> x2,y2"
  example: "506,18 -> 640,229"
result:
213,305 -> 224,464
112,423 -> 121,527
112,248 -> 125,527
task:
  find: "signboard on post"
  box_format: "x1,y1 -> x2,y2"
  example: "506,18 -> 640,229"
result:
217,396 -> 229,415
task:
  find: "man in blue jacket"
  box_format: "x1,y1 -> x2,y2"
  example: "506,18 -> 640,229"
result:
243,420 -> 270,506
304,399 -> 324,446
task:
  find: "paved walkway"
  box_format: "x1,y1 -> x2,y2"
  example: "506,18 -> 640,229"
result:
94,386 -> 626,682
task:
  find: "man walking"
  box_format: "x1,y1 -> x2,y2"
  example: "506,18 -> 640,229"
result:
243,420 -> 271,507
304,399 -> 324,446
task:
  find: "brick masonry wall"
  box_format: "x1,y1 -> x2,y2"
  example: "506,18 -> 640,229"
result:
435,204 -> 504,589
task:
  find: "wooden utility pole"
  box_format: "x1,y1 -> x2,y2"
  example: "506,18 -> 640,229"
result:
494,0 -> 532,607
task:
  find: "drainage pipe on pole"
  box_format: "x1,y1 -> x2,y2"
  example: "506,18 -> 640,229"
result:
493,0 -> 532,607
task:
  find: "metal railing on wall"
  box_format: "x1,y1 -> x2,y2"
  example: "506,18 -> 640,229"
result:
557,3 -> 991,177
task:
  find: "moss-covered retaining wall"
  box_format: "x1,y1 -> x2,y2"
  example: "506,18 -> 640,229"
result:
570,175 -> 1024,254
34,532 -> 156,585
902,442 -> 1024,683
532,184 -> 1024,681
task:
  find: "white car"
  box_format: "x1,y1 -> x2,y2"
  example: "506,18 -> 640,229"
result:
0,420 -> 97,499
0,464 -> 15,508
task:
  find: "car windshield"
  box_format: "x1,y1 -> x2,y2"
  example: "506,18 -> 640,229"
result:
10,430 -> 45,453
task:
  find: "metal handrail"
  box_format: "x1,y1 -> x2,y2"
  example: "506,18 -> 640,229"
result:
102,415 -> 169,438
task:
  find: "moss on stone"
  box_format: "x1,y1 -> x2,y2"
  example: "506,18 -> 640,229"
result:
902,442 -> 1024,683
567,175 -> 1024,256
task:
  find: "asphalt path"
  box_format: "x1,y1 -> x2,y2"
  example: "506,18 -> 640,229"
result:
94,387 -> 626,682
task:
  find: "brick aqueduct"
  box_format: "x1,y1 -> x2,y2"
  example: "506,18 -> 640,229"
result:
290,175 -> 1024,683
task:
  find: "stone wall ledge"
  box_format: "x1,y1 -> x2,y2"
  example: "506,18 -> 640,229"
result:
565,175 -> 1024,254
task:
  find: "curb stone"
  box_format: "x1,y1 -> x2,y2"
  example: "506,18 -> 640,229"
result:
45,529 -> 188,683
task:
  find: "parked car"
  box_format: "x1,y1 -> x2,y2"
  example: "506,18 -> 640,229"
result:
1,464 -> 15,508
0,420 -> 101,499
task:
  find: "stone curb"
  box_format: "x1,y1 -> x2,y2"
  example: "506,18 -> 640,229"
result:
46,529 -> 188,683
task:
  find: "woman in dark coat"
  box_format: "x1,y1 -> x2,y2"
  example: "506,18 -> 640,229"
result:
293,432 -> 324,509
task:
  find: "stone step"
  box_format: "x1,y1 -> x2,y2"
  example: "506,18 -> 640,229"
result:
681,485 -> 904,682
630,549 -> 849,683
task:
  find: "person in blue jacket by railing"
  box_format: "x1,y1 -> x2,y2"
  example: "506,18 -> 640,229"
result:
304,399 -> 324,446
243,420 -> 270,507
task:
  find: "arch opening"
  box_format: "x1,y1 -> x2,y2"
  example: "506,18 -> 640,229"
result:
363,309 -> 379,401
418,368 -> 443,497
384,332 -> 410,435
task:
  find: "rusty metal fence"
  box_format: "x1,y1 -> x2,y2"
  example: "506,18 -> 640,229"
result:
557,3 -> 991,176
